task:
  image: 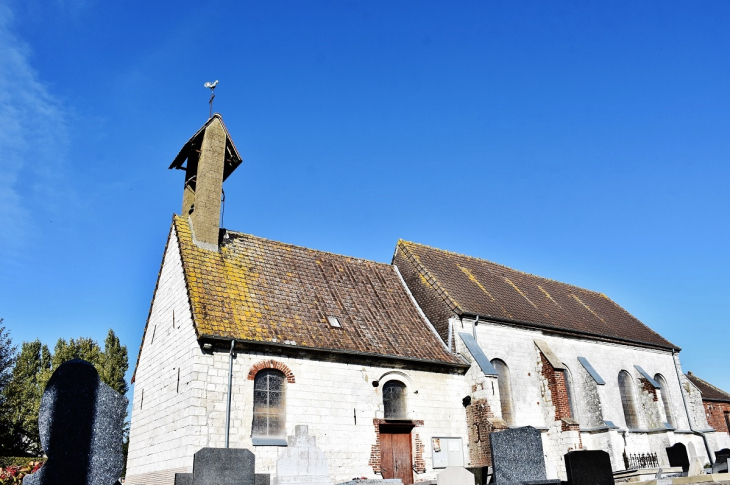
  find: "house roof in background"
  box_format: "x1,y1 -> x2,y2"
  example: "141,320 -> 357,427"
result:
174,216 -> 463,366
395,240 -> 678,350
687,372 -> 730,403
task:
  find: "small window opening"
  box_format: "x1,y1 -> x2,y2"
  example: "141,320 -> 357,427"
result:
140,389 -> 144,410
151,325 -> 156,344
173,310 -> 176,329
177,368 -> 180,393
383,380 -> 407,419
327,316 -> 342,328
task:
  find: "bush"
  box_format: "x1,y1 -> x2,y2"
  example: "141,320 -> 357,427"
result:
0,460 -> 43,484
0,458 -> 45,468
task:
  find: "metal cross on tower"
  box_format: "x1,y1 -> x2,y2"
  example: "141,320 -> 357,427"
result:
204,80 -> 219,118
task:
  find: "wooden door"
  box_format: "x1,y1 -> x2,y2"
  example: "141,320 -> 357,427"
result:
380,429 -> 413,485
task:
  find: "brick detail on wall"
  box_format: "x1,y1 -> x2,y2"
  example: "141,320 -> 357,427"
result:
639,377 -> 659,401
369,419 -> 424,475
466,395 -> 499,466
393,246 -> 457,348
247,359 -> 296,383
703,401 -> 730,434
539,352 -> 572,423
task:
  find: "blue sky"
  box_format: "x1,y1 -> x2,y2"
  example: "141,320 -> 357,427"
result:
1,1 -> 728,401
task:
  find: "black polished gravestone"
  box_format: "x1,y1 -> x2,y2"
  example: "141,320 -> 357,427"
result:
489,426 -> 561,485
23,359 -> 128,485
666,443 -> 689,473
191,448 -> 255,485
564,450 -> 614,485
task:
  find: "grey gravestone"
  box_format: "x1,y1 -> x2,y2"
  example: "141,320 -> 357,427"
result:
276,425 -> 330,485
712,448 -> 730,474
192,448 -> 255,485
254,474 -> 270,485
666,443 -> 689,473
489,427 -> 560,485
564,450 -> 613,485
335,481 -> 402,485
437,466 -> 474,485
175,473 -> 193,485
23,359 -> 127,485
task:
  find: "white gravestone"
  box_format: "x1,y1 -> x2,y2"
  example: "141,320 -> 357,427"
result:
276,425 -> 331,485
436,466 -> 474,485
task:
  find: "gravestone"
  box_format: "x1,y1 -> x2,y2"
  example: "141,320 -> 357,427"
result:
23,359 -> 127,485
192,447 -> 255,485
436,466 -> 474,485
712,448 -> 730,473
255,474 -> 270,485
276,425 -> 330,485
666,443 -> 690,473
489,426 -> 560,485
175,474 -> 193,485
335,481 -> 402,485
563,450 -> 613,485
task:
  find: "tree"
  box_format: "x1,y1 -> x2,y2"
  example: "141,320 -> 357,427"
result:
3,329 -> 129,456
3,339 -> 50,456
0,321 -> 17,454
99,330 -> 129,396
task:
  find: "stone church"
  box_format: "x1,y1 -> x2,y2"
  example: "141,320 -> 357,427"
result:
125,115 -> 730,485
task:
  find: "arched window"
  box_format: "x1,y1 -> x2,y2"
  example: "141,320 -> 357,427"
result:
654,374 -> 675,428
253,369 -> 286,438
562,367 -> 578,422
491,359 -> 514,425
618,370 -> 639,429
383,380 -> 407,419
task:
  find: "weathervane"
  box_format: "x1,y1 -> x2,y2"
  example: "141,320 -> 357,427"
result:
204,80 -> 219,118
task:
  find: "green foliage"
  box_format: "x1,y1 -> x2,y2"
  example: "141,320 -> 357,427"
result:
0,457 -> 46,468
0,323 -> 16,456
2,340 -> 49,456
1,329 -> 128,456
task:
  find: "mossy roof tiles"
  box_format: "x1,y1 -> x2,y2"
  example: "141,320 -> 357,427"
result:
174,216 -> 460,365
396,240 -> 678,350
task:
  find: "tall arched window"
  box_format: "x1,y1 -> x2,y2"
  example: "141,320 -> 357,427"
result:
383,380 -> 407,419
253,369 -> 286,438
618,370 -> 639,429
654,374 -> 675,428
491,359 -> 514,425
562,367 -> 578,422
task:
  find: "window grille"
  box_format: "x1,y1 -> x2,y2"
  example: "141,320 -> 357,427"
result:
253,369 -> 286,438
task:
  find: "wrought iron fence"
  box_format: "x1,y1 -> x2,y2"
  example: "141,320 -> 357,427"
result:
624,453 -> 659,469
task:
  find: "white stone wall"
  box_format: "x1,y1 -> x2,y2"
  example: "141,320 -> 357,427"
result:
126,228 -> 203,484
456,317 -> 709,477
194,350 -> 469,483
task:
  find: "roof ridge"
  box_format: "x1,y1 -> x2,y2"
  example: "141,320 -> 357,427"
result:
399,239 -> 612,298
397,239 -> 463,315
223,227 -> 392,267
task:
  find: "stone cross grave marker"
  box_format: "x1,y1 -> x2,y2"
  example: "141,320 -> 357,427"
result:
23,359 -> 127,485
276,425 -> 331,485
436,466 -> 474,485
563,450 -> 613,485
489,426 -> 561,485
666,443 -> 689,473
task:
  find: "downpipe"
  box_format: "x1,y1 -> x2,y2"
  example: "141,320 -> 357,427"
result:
672,349 -> 713,465
225,339 -> 235,448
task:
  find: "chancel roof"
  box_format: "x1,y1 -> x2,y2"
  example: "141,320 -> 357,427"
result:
686,372 -> 730,403
395,240 -> 678,350
174,216 -> 463,366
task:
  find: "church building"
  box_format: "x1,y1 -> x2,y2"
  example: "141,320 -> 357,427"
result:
125,115 -> 730,485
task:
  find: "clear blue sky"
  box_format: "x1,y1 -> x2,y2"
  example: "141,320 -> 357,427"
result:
1,1 -> 728,401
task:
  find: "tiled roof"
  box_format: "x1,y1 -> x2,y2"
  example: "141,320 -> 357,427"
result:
174,216 -> 463,366
686,372 -> 730,403
395,240 -> 678,350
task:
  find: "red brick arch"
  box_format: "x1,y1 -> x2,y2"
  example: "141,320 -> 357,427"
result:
247,359 -> 295,383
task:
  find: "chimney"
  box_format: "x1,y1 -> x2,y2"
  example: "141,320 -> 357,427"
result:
170,114 -> 242,251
